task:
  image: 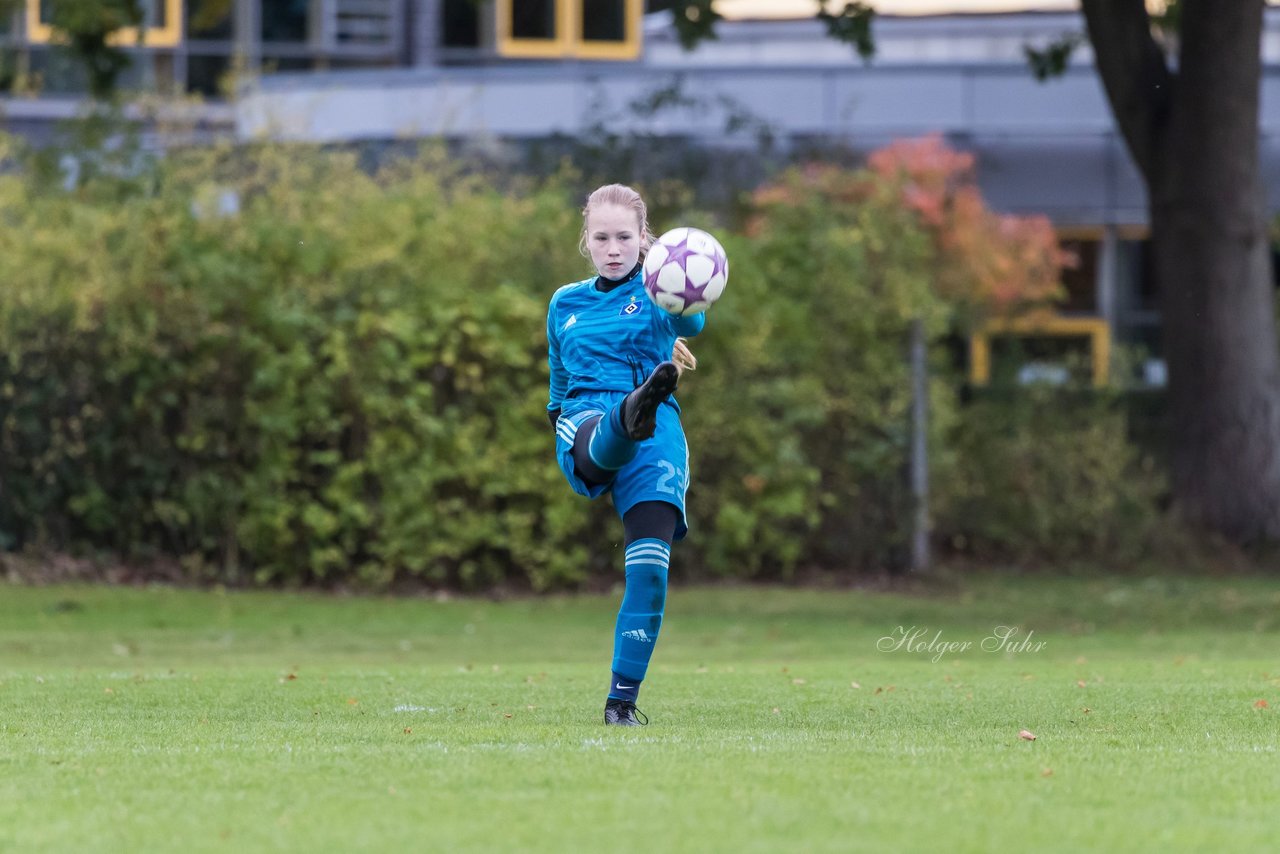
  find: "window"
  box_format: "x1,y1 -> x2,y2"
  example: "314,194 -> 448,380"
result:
581,0 -> 624,41
185,52 -> 231,97
441,0 -> 480,48
970,316 -> 1111,388
1057,237 -> 1099,314
262,0 -> 309,43
185,0 -> 231,40
27,0 -> 183,48
513,0 -> 558,39
497,0 -> 641,60
496,0 -> 569,57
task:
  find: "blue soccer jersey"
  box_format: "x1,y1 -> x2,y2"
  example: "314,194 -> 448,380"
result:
546,267 -> 705,416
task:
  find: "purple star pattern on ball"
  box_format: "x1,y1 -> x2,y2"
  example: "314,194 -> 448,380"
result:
679,278 -> 710,305
663,236 -> 701,273
710,248 -> 727,279
662,236 -> 725,306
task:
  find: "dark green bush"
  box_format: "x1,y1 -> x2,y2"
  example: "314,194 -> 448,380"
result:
0,142 -> 612,588
934,388 -> 1168,564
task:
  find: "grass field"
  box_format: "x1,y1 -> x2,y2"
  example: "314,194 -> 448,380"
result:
2,573 -> 1278,852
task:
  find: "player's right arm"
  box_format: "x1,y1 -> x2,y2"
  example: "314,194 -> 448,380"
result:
546,292 -> 568,428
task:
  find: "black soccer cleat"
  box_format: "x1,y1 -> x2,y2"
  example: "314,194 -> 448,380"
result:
604,698 -> 649,727
621,361 -> 679,441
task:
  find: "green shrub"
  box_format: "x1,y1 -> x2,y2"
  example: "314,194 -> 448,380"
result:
935,388 -> 1168,564
0,142 -> 612,589
679,186 -> 958,577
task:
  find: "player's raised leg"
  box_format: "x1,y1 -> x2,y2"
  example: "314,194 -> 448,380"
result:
575,362 -> 680,480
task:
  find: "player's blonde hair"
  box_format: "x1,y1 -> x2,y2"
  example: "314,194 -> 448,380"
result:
579,183 -> 655,260
673,338 -> 697,375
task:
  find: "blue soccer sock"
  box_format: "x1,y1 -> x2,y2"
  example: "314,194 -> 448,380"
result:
608,538 -> 670,702
587,402 -> 639,471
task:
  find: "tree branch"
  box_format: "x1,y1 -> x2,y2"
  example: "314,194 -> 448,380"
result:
1080,0 -> 1173,183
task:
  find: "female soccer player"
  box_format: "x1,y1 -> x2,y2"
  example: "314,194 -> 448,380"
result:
546,184 -> 706,727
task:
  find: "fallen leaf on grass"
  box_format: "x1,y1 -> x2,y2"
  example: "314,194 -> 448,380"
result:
347,698 -> 359,706
1041,768 -> 1053,777
1019,729 -> 1037,741
1076,680 -> 1087,688
1254,699 -> 1270,710
503,713 -> 513,719
403,727 -> 412,734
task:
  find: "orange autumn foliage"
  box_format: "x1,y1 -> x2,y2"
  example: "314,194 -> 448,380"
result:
751,135 -> 1070,325
869,136 -> 1070,317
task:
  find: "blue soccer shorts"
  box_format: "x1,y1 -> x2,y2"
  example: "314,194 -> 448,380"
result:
554,397 -> 691,541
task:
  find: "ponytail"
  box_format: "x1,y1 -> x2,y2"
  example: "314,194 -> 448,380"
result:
673,338 -> 697,375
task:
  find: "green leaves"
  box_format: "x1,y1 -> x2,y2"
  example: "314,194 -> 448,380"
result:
45,0 -> 145,99
1025,33 -> 1084,82
669,0 -> 723,51
818,1 -> 876,62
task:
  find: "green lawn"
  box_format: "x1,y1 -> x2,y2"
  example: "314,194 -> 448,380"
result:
2,575 -> 1278,852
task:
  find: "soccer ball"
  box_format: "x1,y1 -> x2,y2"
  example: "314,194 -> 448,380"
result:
642,227 -> 729,316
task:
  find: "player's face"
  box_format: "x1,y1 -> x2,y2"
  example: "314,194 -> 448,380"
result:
586,204 -> 643,280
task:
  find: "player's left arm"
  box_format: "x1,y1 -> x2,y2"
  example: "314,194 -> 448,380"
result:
670,312 -> 706,338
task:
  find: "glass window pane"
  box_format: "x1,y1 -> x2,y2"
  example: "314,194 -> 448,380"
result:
39,0 -> 165,30
512,0 -> 556,40
1057,238 -> 1099,313
582,0 -> 625,42
28,47 -> 89,93
186,0 -> 231,39
185,52 -> 230,96
442,0 -> 479,47
263,0 -> 309,42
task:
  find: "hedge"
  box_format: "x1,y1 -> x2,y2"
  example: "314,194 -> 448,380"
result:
0,137 -> 1168,587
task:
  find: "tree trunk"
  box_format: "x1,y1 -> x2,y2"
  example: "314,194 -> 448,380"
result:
1084,0 -> 1280,542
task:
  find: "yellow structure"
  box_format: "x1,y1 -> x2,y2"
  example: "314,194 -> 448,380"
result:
969,315 -> 1111,387
26,0 -> 184,48
496,0 -> 643,60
